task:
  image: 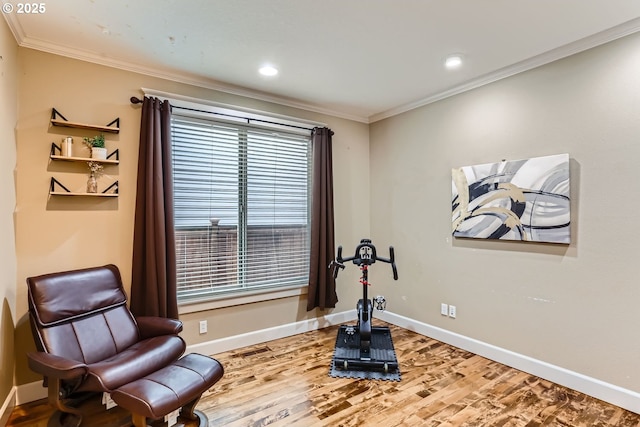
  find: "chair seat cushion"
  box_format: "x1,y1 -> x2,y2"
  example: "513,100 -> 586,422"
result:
111,353 -> 224,419
80,335 -> 186,392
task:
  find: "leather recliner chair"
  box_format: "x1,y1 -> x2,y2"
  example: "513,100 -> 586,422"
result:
26,264 -> 223,427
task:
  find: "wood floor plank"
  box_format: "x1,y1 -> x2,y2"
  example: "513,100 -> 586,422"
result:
7,323 -> 640,427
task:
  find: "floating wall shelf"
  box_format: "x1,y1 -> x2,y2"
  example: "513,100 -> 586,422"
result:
50,192 -> 119,198
50,108 -> 120,134
50,142 -> 120,164
50,154 -> 119,165
49,177 -> 119,197
47,108 -> 121,199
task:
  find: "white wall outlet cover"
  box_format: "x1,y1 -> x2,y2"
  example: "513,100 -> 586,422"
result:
441,303 -> 448,316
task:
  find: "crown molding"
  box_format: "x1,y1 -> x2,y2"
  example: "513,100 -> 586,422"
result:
6,14 -> 640,125
2,9 -> 25,42
5,21 -> 369,124
369,17 -> 640,123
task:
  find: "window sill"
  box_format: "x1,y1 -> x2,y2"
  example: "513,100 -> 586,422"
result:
178,284 -> 308,314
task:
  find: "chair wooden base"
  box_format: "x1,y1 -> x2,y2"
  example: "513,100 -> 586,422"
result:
133,409 -> 208,427
45,393 -> 208,427
185,410 -> 208,427
45,393 -> 131,427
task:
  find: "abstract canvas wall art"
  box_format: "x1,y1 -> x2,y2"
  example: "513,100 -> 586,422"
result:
452,153 -> 570,244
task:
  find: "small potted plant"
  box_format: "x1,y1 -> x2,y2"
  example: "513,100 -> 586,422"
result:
83,133 -> 107,160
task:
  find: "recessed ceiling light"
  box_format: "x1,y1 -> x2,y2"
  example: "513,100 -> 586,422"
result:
259,66 -> 278,76
445,55 -> 463,69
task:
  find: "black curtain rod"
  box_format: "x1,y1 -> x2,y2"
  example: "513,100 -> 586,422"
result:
130,96 -> 315,132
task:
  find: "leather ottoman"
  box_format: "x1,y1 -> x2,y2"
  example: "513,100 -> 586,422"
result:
111,353 -> 224,427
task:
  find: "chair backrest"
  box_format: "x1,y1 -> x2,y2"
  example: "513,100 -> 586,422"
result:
27,264 -> 139,364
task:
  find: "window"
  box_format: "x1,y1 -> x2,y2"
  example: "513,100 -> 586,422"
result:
171,113 -> 312,301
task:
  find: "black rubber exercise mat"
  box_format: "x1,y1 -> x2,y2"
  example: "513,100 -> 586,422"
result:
329,325 -> 401,381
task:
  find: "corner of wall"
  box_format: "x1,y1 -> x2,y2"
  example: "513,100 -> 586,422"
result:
0,386 -> 16,426
0,9 -> 19,416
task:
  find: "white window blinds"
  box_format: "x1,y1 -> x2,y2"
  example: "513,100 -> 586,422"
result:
171,113 -> 311,300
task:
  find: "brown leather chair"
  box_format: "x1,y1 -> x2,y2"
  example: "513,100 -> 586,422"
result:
27,264 -> 223,427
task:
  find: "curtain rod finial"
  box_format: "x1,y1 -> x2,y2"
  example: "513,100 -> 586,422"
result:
130,96 -> 143,104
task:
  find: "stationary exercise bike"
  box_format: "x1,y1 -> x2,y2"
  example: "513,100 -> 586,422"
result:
330,239 -> 399,373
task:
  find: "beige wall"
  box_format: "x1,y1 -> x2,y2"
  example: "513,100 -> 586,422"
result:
14,48 -> 369,386
369,32 -> 640,392
0,16 -> 18,417
13,18 -> 639,405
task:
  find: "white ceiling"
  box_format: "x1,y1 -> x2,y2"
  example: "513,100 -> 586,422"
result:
5,1 -> 640,122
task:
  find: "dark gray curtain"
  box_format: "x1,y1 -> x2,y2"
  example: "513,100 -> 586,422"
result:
130,97 -> 178,319
307,127 -> 338,311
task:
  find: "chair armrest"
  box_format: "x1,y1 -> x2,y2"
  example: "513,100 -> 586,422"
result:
27,352 -> 87,380
136,316 -> 183,339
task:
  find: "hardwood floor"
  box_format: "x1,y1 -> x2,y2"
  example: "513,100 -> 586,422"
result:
7,323 -> 640,426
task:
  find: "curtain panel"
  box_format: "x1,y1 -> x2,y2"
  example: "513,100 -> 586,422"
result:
307,127 -> 338,311
130,97 -> 179,318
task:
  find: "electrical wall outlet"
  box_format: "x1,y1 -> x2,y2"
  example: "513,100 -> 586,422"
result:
440,303 -> 449,316
448,305 -> 457,319
199,320 -> 208,334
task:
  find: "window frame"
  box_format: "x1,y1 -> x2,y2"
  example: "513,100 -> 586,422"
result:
148,90 -> 325,310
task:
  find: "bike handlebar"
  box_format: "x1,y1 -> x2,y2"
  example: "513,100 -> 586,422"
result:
330,239 -> 398,280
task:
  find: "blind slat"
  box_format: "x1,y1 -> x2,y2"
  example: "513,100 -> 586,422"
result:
172,113 -> 311,299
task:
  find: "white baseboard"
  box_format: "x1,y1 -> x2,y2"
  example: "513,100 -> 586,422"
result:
0,387 -> 16,426
15,309 -> 640,415
187,310 -> 356,356
15,378 -> 46,405
375,310 -> 640,415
